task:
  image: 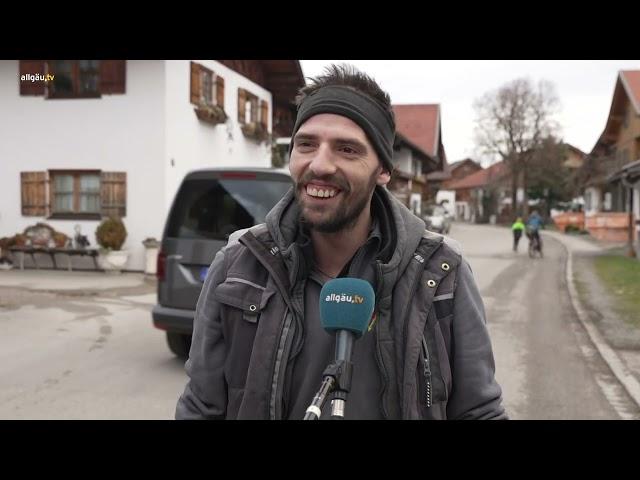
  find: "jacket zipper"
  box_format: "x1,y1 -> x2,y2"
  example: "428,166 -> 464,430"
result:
421,335 -> 433,408
401,257 -> 430,412
373,261 -> 391,419
269,308 -> 294,420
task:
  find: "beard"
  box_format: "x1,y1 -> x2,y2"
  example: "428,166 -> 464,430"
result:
294,169 -> 379,234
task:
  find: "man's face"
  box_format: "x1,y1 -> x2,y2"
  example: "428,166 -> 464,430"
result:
289,113 -> 390,233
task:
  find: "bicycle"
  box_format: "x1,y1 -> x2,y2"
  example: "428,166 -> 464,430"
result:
527,230 -> 543,259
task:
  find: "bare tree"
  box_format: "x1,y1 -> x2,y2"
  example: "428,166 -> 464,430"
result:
473,78 -> 560,217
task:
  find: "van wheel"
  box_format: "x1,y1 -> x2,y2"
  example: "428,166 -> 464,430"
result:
166,332 -> 191,359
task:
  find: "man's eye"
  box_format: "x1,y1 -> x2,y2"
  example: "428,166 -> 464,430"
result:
341,146 -> 357,154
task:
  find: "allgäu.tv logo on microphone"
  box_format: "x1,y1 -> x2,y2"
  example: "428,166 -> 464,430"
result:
324,293 -> 366,304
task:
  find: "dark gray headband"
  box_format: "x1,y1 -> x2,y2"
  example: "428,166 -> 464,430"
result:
290,85 -> 395,173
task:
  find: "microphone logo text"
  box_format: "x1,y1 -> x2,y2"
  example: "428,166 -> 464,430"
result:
325,293 -> 365,304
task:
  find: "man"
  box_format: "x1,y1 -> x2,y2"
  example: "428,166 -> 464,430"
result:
175,64 -> 507,420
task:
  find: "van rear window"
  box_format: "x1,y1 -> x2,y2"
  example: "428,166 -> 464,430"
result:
166,178 -> 292,240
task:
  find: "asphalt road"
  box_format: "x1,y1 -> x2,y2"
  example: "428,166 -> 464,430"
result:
0,287 -> 187,419
449,223 -> 640,419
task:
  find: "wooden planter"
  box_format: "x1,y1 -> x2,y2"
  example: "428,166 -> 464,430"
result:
194,105 -> 227,125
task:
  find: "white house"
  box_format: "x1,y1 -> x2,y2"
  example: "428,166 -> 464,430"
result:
0,60 -> 303,271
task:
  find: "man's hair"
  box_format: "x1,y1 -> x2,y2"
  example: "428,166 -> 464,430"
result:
295,63 -> 395,131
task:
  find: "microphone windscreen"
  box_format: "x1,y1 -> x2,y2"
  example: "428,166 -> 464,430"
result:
319,278 -> 375,339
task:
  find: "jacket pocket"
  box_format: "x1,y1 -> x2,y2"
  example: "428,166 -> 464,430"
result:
214,277 -> 275,323
214,277 -> 276,390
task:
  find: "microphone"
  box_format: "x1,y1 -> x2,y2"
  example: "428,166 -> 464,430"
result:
303,278 -> 374,420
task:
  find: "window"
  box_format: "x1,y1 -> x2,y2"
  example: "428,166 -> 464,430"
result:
237,88 -> 269,142
47,61 -> 101,98
190,62 -> 224,109
201,68 -> 215,106
190,62 -> 226,125
51,171 -> 101,216
166,177 -> 292,240
238,88 -> 259,125
21,170 -> 126,219
412,158 -> 421,176
19,60 -> 125,97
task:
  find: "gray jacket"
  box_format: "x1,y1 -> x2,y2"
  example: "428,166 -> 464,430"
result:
176,186 -> 507,420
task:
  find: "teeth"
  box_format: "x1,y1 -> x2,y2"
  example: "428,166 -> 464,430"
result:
306,185 -> 338,198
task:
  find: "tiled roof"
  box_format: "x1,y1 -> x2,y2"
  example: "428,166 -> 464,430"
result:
621,70 -> 640,113
442,161 -> 507,190
392,104 -> 440,157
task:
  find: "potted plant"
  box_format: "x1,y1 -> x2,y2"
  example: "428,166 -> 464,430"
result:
241,122 -> 270,143
194,103 -> 227,125
95,217 -> 128,273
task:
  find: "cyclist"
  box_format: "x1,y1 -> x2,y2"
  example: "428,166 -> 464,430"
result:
526,210 -> 544,255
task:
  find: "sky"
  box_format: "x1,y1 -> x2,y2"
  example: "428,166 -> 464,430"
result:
299,60 -> 640,166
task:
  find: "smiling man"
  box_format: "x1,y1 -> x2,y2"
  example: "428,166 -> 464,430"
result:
175,64 -> 507,420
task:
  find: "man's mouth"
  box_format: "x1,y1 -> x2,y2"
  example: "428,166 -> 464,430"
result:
304,183 -> 341,200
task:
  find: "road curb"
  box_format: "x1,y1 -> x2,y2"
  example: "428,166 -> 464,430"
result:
548,233 -> 640,409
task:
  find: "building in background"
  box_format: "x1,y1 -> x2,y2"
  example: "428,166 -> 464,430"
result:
579,70 -> 640,244
1,60 -> 304,270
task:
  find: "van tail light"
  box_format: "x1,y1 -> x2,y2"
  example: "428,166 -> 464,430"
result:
157,250 -> 167,282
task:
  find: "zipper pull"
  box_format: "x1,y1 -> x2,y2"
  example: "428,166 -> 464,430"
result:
422,337 -> 432,408
423,366 -> 432,408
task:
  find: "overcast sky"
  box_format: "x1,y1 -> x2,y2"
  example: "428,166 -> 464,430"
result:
299,60 -> 640,166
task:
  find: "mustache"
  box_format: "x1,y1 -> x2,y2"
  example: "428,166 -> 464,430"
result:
296,173 -> 350,192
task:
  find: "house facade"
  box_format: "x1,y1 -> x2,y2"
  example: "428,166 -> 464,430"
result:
436,158 -> 483,218
388,132 -> 438,216
0,60 -> 303,271
391,104 -> 448,211
442,161 -> 509,223
579,70 -> 640,245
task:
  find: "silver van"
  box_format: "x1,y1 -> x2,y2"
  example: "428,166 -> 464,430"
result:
152,167 -> 293,358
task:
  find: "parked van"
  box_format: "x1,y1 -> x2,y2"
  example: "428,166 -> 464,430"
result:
152,167 -> 293,358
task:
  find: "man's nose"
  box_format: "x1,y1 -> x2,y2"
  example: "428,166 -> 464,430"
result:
308,144 -> 337,177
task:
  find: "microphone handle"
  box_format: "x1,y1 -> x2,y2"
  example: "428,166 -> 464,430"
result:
303,375 -> 335,420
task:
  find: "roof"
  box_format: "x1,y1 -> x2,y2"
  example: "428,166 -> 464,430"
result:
442,161 -> 507,190
590,70 -> 640,153
621,70 -> 640,114
565,144 -> 586,158
394,131 -> 433,165
426,170 -> 452,181
218,60 -> 305,105
392,104 -> 441,158
608,159 -> 640,183
261,60 -> 305,105
426,158 -> 479,181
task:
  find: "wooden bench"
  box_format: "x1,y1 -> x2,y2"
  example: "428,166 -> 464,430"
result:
9,246 -> 100,271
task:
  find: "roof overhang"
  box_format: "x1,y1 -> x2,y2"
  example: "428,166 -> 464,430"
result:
607,159 -> 640,184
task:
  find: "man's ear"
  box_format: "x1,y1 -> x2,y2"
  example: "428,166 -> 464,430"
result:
377,168 -> 391,187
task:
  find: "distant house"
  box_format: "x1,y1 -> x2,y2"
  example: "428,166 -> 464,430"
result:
392,104 -> 448,206
388,132 -> 438,216
442,162 -> 508,223
1,60 -> 304,271
448,158 -> 483,179
563,143 -> 587,170
580,70 -> 640,245
435,158 -> 483,216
